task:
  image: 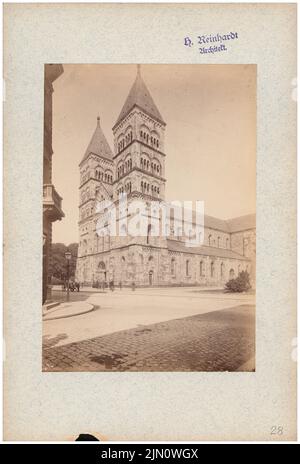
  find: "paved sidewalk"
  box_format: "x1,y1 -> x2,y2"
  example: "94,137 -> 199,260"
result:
43,288 -> 255,347
43,301 -> 94,321
43,304 -> 255,372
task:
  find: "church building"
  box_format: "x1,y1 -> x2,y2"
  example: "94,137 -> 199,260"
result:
76,66 -> 255,287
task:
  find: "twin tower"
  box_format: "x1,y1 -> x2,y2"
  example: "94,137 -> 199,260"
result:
76,66 -> 169,285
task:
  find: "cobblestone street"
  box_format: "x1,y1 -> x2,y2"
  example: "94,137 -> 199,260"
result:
43,291 -> 255,371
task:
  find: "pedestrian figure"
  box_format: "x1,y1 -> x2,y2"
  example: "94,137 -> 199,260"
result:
119,281 -> 122,290
102,281 -> 105,292
109,280 -> 115,292
131,281 -> 136,291
76,281 -> 80,292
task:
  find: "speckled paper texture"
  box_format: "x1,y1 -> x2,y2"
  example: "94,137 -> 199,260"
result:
3,3 -> 297,441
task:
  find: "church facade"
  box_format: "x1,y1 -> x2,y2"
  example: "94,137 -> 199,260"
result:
76,67 -> 256,287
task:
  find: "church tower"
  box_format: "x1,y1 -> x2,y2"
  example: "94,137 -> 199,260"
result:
112,65 -> 166,202
111,65 -> 170,285
77,116 -> 114,283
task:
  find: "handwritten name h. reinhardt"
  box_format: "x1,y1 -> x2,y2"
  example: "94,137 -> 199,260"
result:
198,32 -> 238,44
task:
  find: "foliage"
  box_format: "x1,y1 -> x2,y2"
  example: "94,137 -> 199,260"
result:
225,270 -> 251,293
50,242 -> 78,282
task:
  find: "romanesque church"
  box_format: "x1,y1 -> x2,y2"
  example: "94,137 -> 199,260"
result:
76,66 -> 255,287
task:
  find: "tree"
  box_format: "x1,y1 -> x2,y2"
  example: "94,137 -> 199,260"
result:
225,270 -> 251,293
50,243 -> 78,282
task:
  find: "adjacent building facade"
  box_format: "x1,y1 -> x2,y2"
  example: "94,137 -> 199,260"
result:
43,64 -> 65,302
76,66 -> 255,287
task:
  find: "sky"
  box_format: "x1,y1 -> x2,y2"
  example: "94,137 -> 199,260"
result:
51,64 -> 256,244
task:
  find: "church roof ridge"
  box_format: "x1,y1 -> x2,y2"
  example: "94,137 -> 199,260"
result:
80,116 -> 113,165
113,65 -> 165,129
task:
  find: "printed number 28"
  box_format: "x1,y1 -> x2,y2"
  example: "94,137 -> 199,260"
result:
271,426 -> 283,435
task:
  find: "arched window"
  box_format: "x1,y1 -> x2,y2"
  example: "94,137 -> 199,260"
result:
200,261 -> 204,276
186,260 -> 190,277
208,234 -> 212,246
171,257 -> 176,276
226,238 -> 229,249
147,224 -> 151,244
229,268 -> 235,279
98,261 -> 106,270
218,236 -> 221,247
210,261 -> 214,277
220,262 -> 224,278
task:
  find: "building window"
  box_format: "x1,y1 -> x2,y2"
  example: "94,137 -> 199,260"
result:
171,257 -> 176,276
208,234 -> 212,246
147,224 -> 151,244
120,224 -> 127,236
218,236 -> 221,247
226,238 -> 229,249
229,268 -> 235,279
186,259 -> 190,276
200,261 -> 204,276
210,261 -> 214,277
220,262 -> 224,278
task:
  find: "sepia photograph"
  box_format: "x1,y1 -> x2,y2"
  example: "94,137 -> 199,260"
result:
42,63 -> 256,372
4,1 -> 297,443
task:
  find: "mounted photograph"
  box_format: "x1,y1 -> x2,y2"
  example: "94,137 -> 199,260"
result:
42,64 -> 256,372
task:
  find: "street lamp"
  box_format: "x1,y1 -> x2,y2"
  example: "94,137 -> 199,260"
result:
65,250 -> 72,302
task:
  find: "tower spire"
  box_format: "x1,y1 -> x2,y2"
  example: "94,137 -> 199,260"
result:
113,64 -> 165,129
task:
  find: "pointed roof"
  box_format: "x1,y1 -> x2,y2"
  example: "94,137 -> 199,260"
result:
80,116 -> 113,164
114,65 -> 165,129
